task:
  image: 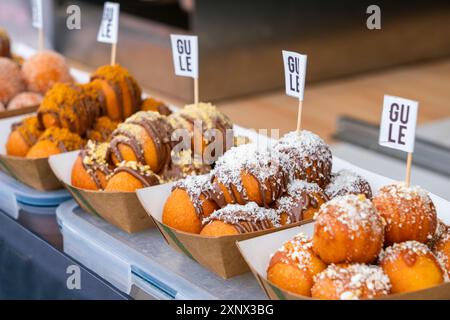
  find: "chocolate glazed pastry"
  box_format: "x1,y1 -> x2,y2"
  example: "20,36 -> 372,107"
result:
77,141 -> 113,190
113,165 -> 160,188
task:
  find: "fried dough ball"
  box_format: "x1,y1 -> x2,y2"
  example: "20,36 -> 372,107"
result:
22,51 -> 73,94
267,233 -> 326,296
104,161 -> 160,192
161,149 -> 211,181
312,194 -> 384,264
26,127 -> 84,159
6,116 -> 43,156
311,264 -> 391,300
373,183 -> 437,246
211,144 -> 287,208
200,202 -> 280,236
162,174 -> 218,234
0,57 -> 25,104
71,141 -> 112,190
325,169 -> 372,199
7,91 -> 43,110
379,241 -> 445,294
141,97 -> 171,116
0,28 -> 11,58
432,228 -> 450,277
273,130 -> 332,188
86,116 -> 118,143
274,179 -> 328,224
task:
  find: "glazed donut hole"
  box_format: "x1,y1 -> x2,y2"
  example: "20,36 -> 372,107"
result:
325,169 -> 372,200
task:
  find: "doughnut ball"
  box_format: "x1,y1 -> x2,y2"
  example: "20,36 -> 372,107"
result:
274,179 -> 328,224
432,228 -> 450,277
7,92 -> 43,110
141,97 -> 172,116
267,233 -> 326,296
428,219 -> 448,248
104,161 -> 160,192
373,183 -> 437,246
6,116 -> 43,156
0,28 -> 11,58
86,116 -> 118,143
71,141 -> 112,190
22,51 -> 73,94
200,202 -> 280,236
379,241 -> 445,294
163,174 -> 218,234
273,130 -> 332,188
211,144 -> 287,208
311,264 -> 391,300
0,57 -> 26,104
26,127 -> 84,159
325,169 -> 372,199
312,194 -> 384,264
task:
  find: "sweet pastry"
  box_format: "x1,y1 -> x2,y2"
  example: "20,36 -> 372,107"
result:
211,144 -> 287,208
141,97 -> 171,116
373,183 -> 437,246
312,194 -> 384,264
86,116 -> 118,142
274,179 -> 328,223
7,92 -> 43,110
200,202 -> 280,236
71,141 -> 112,190
104,161 -> 160,192
273,130 -> 332,188
428,219 -> 448,248
379,241 -> 445,294
0,28 -> 11,58
162,174 -> 218,234
108,111 -> 173,173
311,264 -> 391,300
267,233 -> 326,296
161,149 -> 211,181
26,127 -> 84,158
432,228 -> 450,277
0,57 -> 25,104
325,169 -> 372,199
22,51 -> 73,94
90,64 -> 142,121
6,116 -> 43,156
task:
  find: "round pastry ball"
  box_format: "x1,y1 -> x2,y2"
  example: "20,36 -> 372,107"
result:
380,241 -> 445,294
141,97 -> 171,115
373,183 -> 437,246
162,174 -> 218,234
267,233 -> 326,296
311,264 -> 391,300
325,169 -> 372,199
104,161 -> 160,192
7,91 -> 43,110
26,127 -> 84,159
22,51 -> 73,94
6,116 -> 43,157
432,228 -> 450,277
312,194 -> 385,264
273,130 -> 332,188
0,57 -> 26,104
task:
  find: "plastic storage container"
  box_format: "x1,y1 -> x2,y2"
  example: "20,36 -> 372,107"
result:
56,200 -> 267,300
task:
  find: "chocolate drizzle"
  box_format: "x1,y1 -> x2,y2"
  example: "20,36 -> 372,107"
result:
79,142 -> 112,189
113,165 -> 160,188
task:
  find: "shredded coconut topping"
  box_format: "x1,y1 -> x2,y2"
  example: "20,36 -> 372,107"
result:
174,173 -> 212,200
325,169 -> 372,199
274,233 -> 316,272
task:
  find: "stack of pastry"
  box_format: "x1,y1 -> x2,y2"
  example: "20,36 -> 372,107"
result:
267,184 -> 449,299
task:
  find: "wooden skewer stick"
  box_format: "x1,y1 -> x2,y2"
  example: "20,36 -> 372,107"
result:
405,152 -> 413,187
194,77 -> 199,105
38,27 -> 44,52
110,43 -> 117,65
296,99 -> 303,132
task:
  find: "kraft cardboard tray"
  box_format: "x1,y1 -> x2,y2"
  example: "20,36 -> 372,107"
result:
236,171 -> 450,300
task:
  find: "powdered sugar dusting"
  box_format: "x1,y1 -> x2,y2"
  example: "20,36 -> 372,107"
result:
275,233 -> 316,272
379,240 -> 434,263
325,169 -> 372,199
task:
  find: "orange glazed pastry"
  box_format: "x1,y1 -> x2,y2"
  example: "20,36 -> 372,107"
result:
267,233 -> 326,296
432,228 -> 450,277
86,116 -> 118,143
0,57 -> 26,104
0,28 -> 11,58
379,241 -> 445,294
211,144 -> 287,208
22,51 -> 73,94
90,64 -> 142,121
373,183 -> 437,246
6,116 -> 43,156
273,130 -> 332,188
274,179 -> 328,224
104,161 -> 160,192
200,202 -> 280,236
26,127 -> 84,159
325,169 -> 372,199
163,174 -> 218,234
7,92 -> 43,110
312,194 -> 384,264
108,111 -> 173,173
141,97 -> 171,116
311,264 -> 391,300
71,141 -> 112,190
37,83 -> 101,135
161,149 -> 211,181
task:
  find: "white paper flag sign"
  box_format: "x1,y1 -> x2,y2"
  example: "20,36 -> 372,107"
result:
97,2 -> 120,44
31,0 -> 43,29
170,34 -> 198,79
379,95 -> 419,153
282,50 -> 307,100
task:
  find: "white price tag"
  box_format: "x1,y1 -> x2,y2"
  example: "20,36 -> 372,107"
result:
97,2 -> 120,44
379,95 -> 419,153
31,0 -> 43,29
170,34 -> 198,79
282,50 -> 307,100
